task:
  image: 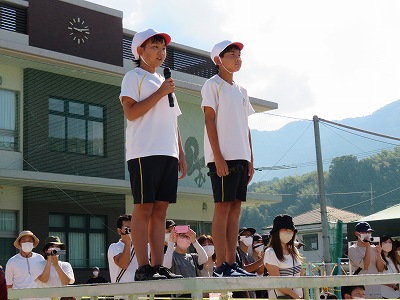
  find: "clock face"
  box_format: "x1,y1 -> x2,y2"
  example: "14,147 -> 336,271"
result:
67,17 -> 90,44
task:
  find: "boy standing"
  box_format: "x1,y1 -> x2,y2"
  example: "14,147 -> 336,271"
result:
201,40 -> 255,277
120,29 -> 187,281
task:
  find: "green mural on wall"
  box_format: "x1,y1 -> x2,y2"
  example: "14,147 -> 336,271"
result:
184,136 -> 206,187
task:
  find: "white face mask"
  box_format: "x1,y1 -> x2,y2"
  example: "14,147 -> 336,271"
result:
164,233 -> 171,243
240,236 -> 253,247
21,242 -> 34,253
382,243 -> 392,252
176,237 -> 191,250
93,271 -> 99,277
253,243 -> 263,253
279,232 -> 293,244
203,245 -> 215,257
360,233 -> 371,242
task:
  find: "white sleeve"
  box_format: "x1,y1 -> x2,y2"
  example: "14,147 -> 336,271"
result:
201,80 -> 218,112
264,248 -> 280,267
5,259 -> 15,285
163,242 -> 175,269
192,241 -> 208,266
61,262 -> 75,285
120,71 -> 140,103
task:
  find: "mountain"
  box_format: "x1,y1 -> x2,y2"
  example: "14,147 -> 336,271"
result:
251,99 -> 400,182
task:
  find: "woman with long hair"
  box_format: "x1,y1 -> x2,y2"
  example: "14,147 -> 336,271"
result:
264,214 -> 303,299
380,235 -> 400,299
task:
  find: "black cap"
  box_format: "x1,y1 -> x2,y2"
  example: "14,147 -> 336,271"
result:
166,219 -> 176,229
92,266 -> 100,271
253,233 -> 262,242
270,214 -> 297,234
238,227 -> 256,236
355,221 -> 374,232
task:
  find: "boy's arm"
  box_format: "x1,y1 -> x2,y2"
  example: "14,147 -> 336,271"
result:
204,106 -> 228,177
121,78 -> 175,121
248,129 -> 254,183
177,128 -> 187,179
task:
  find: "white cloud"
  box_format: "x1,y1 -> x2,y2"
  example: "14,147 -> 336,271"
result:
92,0 -> 400,131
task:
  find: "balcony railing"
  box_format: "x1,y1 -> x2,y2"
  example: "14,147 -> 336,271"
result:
8,273 -> 400,300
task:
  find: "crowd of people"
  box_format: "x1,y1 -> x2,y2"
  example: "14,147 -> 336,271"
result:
2,28 -> 400,300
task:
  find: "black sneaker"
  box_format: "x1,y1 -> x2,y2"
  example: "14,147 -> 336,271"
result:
230,262 -> 257,277
155,265 -> 183,279
134,264 -> 167,281
213,262 -> 245,277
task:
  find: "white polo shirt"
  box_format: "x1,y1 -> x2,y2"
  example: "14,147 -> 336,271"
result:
107,240 -> 138,283
120,67 -> 182,161
201,75 -> 254,165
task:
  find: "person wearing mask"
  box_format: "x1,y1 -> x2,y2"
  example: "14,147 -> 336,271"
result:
341,285 -> 366,299
395,240 -> 400,268
31,236 -> 74,294
86,267 -> 108,284
264,215 -> 303,299
236,228 -> 263,276
252,233 -> 268,299
197,235 -> 216,277
163,227 -> 207,278
5,230 -> 44,295
348,222 -> 384,298
380,235 -> 400,299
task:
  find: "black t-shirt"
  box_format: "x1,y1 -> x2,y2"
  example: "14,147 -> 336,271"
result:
86,276 -> 108,284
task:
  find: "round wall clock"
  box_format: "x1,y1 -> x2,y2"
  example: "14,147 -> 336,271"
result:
67,17 -> 90,44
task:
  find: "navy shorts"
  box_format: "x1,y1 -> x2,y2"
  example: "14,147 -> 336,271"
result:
207,160 -> 248,203
127,155 -> 178,204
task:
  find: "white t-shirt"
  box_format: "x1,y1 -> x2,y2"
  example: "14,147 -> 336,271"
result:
381,258 -> 400,299
348,243 -> 382,298
5,252 -> 44,288
264,247 -> 303,299
31,260 -> 75,287
107,240 -> 138,283
120,67 -> 182,161
30,260 -> 75,300
201,75 -> 255,165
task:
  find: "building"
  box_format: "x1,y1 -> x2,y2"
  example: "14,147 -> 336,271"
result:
0,0 -> 280,282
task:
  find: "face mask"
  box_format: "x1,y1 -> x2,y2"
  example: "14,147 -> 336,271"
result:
164,233 -> 171,243
382,243 -> 392,252
253,243 -> 263,253
360,233 -> 371,242
21,242 -> 34,253
279,232 -> 293,244
93,271 -> 99,276
203,245 -> 215,257
176,237 -> 191,250
240,236 -> 253,247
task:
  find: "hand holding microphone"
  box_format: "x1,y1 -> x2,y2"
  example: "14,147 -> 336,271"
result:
163,67 -> 174,107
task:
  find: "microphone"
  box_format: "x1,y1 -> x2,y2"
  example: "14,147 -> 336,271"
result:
163,68 -> 174,107
207,165 -> 244,177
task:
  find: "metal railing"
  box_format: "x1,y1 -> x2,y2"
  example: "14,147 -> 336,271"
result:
8,273 -> 400,300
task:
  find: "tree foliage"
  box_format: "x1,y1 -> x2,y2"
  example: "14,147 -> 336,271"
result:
241,146 -> 400,229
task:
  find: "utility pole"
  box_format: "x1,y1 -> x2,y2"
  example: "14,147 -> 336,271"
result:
313,115 -> 331,264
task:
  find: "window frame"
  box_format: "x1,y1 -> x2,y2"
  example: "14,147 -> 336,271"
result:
302,233 -> 319,251
48,97 -> 105,156
0,88 -> 19,151
48,213 -> 107,269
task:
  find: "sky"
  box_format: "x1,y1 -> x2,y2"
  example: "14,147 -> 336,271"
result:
90,0 -> 400,131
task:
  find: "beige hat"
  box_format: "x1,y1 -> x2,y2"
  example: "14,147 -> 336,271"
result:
14,230 -> 40,249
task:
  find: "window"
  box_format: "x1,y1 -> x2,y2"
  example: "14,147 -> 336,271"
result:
48,98 -> 104,156
49,213 -> 107,268
0,89 -> 18,150
0,210 -> 18,266
302,234 -> 318,251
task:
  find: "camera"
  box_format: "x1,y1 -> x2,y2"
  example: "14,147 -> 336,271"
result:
47,249 -> 66,256
124,227 -> 131,234
369,236 -> 380,244
175,225 -> 190,234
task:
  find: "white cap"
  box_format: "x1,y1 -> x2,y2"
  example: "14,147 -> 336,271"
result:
131,29 -> 171,60
210,40 -> 244,64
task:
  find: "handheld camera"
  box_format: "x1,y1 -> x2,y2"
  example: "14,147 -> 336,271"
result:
47,249 -> 66,256
175,225 -> 190,234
